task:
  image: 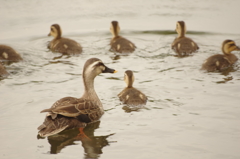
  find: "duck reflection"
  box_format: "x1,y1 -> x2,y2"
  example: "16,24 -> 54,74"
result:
39,121 -> 114,158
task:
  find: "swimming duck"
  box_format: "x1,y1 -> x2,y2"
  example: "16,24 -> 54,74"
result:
0,63 -> 9,77
118,70 -> 147,106
110,21 -> 136,53
171,21 -> 199,57
48,24 -> 82,55
201,39 -> 240,72
38,58 -> 117,137
0,45 -> 22,63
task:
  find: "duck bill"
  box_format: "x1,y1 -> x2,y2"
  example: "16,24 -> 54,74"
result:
103,66 -> 117,73
48,32 -> 51,36
236,46 -> 240,51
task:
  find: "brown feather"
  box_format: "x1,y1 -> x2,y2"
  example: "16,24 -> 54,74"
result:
110,36 -> 136,53
0,45 -> 23,62
118,87 -> 147,106
38,115 -> 86,137
172,37 -> 199,56
201,54 -> 238,72
0,63 -> 9,76
48,38 -> 82,55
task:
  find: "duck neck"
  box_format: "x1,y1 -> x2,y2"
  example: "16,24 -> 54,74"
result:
222,46 -> 230,55
82,75 -> 102,107
177,25 -> 185,38
112,32 -> 119,38
54,34 -> 61,40
178,31 -> 185,38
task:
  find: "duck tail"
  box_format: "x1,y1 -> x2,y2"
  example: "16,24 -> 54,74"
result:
37,115 -> 69,137
40,108 -> 52,113
37,115 -> 86,137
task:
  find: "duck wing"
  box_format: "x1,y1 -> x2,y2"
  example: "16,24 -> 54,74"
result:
49,38 -> 82,55
172,37 -> 199,56
118,88 -> 148,106
38,97 -> 103,137
38,114 -> 86,137
40,97 -> 103,121
110,36 -> 136,53
201,54 -> 232,71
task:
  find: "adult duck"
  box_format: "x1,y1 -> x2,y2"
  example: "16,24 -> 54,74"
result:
38,58 -> 117,137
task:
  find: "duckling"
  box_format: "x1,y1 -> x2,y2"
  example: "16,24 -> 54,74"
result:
0,45 -> 22,62
171,21 -> 199,57
110,21 -> 136,53
118,70 -> 147,106
38,58 -> 117,137
201,39 -> 240,72
48,24 -> 82,55
0,63 -> 9,77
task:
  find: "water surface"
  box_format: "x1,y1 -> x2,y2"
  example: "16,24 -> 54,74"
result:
0,0 -> 240,159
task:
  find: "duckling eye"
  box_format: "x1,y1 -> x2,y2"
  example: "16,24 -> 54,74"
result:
51,28 -> 54,31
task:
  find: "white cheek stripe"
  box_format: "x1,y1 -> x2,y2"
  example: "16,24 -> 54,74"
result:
85,60 -> 102,75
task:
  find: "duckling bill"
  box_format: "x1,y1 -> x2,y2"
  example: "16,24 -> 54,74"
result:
171,21 -> 199,57
110,21 -> 136,53
38,58 -> 117,137
118,70 -> 147,106
48,24 -> 82,55
201,39 -> 239,72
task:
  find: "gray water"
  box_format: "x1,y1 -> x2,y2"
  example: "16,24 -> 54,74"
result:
1,0 -> 240,159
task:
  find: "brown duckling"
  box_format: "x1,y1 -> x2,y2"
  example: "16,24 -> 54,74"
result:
118,70 -> 147,106
201,39 -> 240,72
48,24 -> 82,55
0,62 -> 9,77
38,58 -> 117,137
110,21 -> 136,53
0,45 -> 23,62
171,21 -> 199,57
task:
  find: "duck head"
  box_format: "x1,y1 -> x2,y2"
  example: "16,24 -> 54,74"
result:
124,70 -> 135,88
222,39 -> 240,55
176,21 -> 186,38
48,24 -> 62,39
110,21 -> 120,37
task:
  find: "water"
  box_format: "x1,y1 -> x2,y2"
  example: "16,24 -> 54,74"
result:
1,0 -> 240,159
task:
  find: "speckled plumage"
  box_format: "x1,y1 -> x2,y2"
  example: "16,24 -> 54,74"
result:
38,58 -> 116,137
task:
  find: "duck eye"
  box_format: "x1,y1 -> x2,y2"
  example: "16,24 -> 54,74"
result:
51,28 -> 54,31
96,62 -> 104,67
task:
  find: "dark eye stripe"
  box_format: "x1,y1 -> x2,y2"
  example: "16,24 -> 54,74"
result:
95,62 -> 104,67
229,44 -> 235,47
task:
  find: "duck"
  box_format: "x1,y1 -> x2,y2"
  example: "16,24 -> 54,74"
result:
171,21 -> 199,57
38,58 -> 117,137
118,70 -> 147,106
201,39 -> 240,72
0,45 -> 23,63
48,24 -> 82,55
0,62 -> 9,77
109,21 -> 136,53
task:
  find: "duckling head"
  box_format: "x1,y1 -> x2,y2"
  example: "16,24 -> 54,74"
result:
222,39 -> 240,55
176,21 -> 186,38
110,21 -> 120,37
124,70 -> 135,88
48,24 -> 62,39
83,58 -> 117,80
